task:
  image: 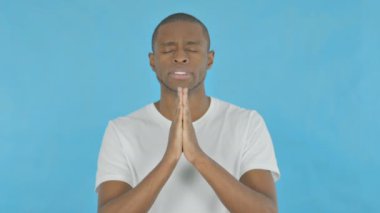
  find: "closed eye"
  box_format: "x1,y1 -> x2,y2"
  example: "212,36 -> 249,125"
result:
186,49 -> 199,52
161,49 -> 175,54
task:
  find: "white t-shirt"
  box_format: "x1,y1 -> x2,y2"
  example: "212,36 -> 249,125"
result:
95,97 -> 280,212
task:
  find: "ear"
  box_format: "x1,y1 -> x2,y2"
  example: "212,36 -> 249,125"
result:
206,50 -> 215,70
148,52 -> 156,71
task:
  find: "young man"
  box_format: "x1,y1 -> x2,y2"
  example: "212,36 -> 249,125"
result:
95,13 -> 280,213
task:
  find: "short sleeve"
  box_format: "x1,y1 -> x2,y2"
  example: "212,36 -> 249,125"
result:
240,112 -> 280,182
95,121 -> 134,192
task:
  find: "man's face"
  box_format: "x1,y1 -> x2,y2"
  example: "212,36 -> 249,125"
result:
149,21 -> 214,92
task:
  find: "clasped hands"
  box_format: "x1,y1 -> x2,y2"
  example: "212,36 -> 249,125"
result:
165,87 -> 205,164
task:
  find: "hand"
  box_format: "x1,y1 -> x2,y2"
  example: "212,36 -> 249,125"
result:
164,88 -> 184,163
181,88 -> 205,164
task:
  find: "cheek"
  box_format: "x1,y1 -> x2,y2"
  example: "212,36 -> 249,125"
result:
156,57 -> 172,69
195,59 -> 209,72
153,57 -> 168,70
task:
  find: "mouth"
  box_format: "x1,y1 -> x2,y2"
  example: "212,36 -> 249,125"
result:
169,70 -> 191,80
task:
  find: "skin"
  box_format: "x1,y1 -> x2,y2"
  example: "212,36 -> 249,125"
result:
97,21 -> 278,213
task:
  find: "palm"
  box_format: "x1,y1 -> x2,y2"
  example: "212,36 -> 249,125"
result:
180,88 -> 202,163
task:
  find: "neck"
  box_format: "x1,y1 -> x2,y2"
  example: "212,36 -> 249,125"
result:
154,84 -> 210,122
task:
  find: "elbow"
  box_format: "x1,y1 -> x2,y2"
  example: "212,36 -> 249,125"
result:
254,200 -> 278,213
98,205 -> 107,213
235,205 -> 277,213
262,195 -> 278,213
235,201 -> 277,213
268,206 -> 278,213
263,202 -> 278,213
97,204 -> 115,213
251,206 -> 277,213
265,199 -> 278,213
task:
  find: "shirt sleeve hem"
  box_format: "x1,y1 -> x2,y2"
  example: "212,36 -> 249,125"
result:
95,175 -> 133,193
240,164 -> 281,182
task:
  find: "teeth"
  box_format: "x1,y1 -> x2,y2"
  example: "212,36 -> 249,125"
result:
174,71 -> 187,75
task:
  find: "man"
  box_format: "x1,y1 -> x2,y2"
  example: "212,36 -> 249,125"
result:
95,13 -> 280,212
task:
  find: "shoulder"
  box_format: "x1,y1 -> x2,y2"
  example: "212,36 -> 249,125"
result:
211,97 -> 263,124
109,103 -> 156,130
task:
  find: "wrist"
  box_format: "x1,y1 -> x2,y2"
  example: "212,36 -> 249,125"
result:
190,150 -> 208,166
162,153 -> 180,167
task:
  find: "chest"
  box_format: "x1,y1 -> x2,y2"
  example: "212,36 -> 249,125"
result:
121,122 -> 246,181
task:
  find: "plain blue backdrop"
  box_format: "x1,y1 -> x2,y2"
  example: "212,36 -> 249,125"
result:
1,0 -> 379,212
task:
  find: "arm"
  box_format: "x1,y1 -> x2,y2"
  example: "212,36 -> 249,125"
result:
97,157 -> 178,213
98,89 -> 185,213
192,154 -> 277,213
181,88 -> 277,213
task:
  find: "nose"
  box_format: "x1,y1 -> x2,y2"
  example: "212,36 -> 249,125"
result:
173,50 -> 189,64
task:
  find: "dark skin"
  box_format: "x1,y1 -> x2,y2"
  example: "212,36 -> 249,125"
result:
97,21 -> 278,213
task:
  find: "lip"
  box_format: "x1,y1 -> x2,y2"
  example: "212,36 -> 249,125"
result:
169,69 -> 192,80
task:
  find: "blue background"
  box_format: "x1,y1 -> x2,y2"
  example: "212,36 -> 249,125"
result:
1,0 -> 379,212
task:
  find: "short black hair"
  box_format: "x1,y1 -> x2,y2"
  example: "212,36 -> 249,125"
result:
151,13 -> 211,51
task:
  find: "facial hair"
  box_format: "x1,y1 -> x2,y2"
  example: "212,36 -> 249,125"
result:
156,72 -> 207,93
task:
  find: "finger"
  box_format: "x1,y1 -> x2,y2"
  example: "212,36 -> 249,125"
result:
176,87 -> 183,126
178,87 -> 183,109
183,87 -> 188,111
173,88 -> 180,123
182,88 -> 186,116
179,100 -> 183,128
175,104 -> 183,134
183,88 -> 191,125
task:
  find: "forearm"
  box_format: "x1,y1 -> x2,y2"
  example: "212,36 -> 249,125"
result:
193,154 -> 277,213
99,157 -> 177,213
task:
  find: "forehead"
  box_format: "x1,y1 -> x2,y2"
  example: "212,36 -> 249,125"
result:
155,21 -> 207,43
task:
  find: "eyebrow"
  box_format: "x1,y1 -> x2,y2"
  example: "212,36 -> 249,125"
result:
159,40 -> 202,47
185,41 -> 202,46
159,41 -> 177,47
